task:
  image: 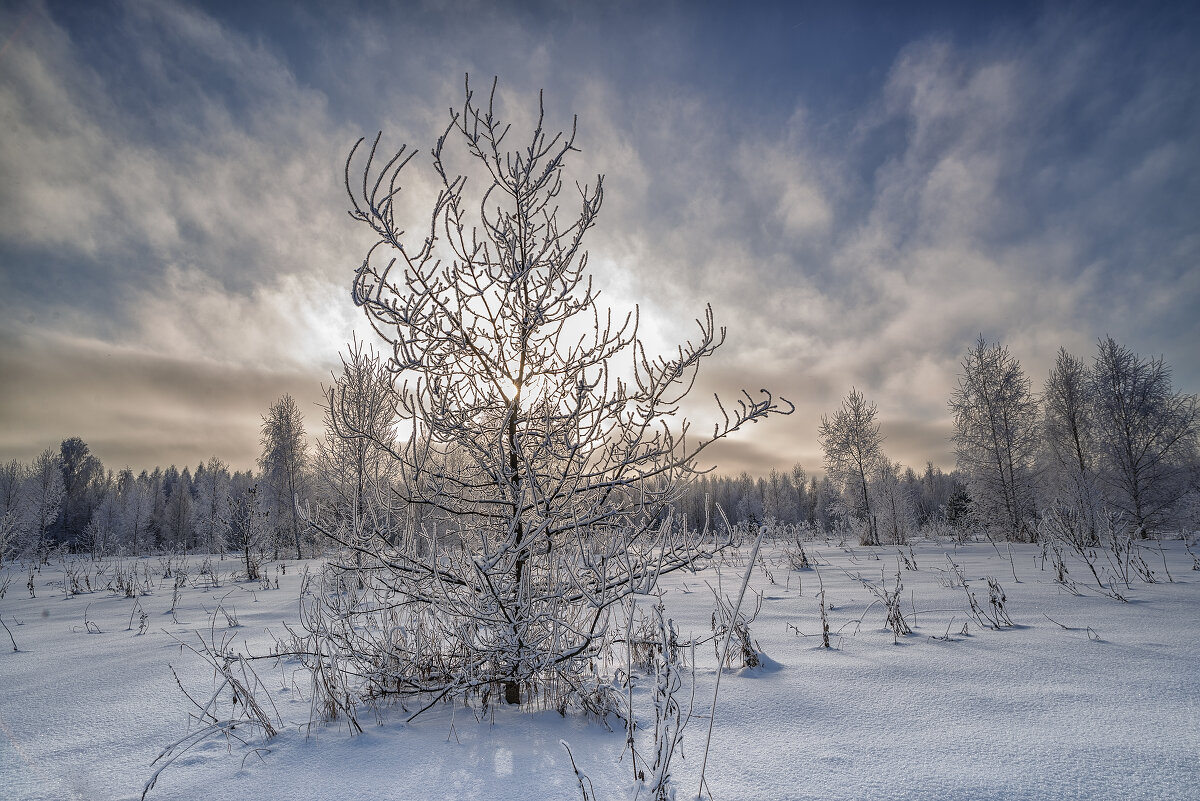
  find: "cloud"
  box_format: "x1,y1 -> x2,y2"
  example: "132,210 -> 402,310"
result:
127,265 -> 360,371
633,7 -> 1196,477
0,0 -> 361,334
776,12 -> 1198,470
0,328 -> 325,473
0,1 -> 1195,479
0,0 -> 366,469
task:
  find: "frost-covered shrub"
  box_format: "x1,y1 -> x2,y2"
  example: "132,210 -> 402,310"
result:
292,78 -> 788,719
709,584 -> 762,669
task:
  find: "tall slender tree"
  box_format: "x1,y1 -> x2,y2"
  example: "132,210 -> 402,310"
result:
949,336 -> 1040,541
161,466 -> 193,549
1041,348 -> 1101,545
819,387 -> 884,545
0,459 -> 27,565
791,464 -> 810,524
871,459 -> 914,546
191,457 -> 232,555
56,437 -> 104,547
120,470 -> 156,554
259,394 -> 309,559
315,339 -> 399,545
0,460 -> 27,561
1090,336 -> 1198,536
83,474 -> 121,558
25,447 -> 65,558
761,468 -> 798,524
226,472 -> 269,580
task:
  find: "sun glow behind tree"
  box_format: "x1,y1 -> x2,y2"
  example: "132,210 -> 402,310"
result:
295,77 -> 791,711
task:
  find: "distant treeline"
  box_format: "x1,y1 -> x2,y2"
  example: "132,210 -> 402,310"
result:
2,336 -> 1196,562
674,463 -> 965,533
0,433 -> 966,561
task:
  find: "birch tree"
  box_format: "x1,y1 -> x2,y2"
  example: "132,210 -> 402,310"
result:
949,336 -> 1040,541
871,459 -> 915,545
0,460 -> 25,521
315,339 -> 399,546
1090,336 -> 1198,536
25,447 -> 65,559
225,473 -> 269,580
258,395 -> 309,559
56,437 -> 104,548
310,77 -> 791,711
0,460 -> 26,565
120,470 -> 156,554
161,467 -> 192,549
818,388 -> 884,545
83,478 -> 121,558
191,457 -> 232,555
1040,348 -> 1101,546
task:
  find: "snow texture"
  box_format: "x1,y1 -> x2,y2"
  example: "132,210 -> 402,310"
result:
2,540 -> 1198,800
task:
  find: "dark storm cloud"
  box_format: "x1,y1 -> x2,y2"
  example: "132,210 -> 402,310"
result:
0,0 -> 1196,476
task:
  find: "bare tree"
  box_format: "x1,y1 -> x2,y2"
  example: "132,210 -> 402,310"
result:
760,468 -> 799,524
1040,347 -> 1101,546
819,388 -> 884,545
83,476 -> 120,558
307,77 -> 790,711
871,459 -> 915,545
258,395 -> 309,560
0,460 -> 27,565
0,511 -> 16,568
315,338 -> 399,546
949,335 -> 1040,541
0,459 -> 25,520
225,473 -> 269,581
147,468 -> 167,548
791,463 -> 809,523
912,462 -> 960,528
1090,336 -> 1198,536
56,437 -> 104,548
191,457 -> 232,555
24,447 -> 65,559
119,470 -> 156,554
161,466 -> 193,550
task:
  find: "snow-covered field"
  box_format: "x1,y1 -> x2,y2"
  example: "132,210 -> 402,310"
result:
2,538 -> 1198,801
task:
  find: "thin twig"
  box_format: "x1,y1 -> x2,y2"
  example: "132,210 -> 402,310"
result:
0,614 -> 17,651
697,526 -> 764,799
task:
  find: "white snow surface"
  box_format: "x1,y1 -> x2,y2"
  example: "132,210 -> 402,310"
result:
2,540 -> 1199,801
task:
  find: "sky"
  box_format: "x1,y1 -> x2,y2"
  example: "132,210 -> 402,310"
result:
0,0 -> 1197,478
